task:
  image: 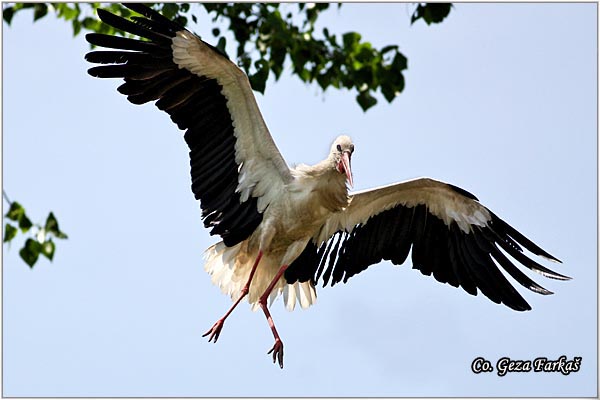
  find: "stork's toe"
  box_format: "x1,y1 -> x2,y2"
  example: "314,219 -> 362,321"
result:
202,319 -> 225,343
267,338 -> 284,369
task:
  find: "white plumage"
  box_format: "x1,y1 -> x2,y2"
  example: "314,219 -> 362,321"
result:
204,240 -> 317,311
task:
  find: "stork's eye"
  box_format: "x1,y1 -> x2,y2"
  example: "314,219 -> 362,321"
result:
336,144 -> 342,152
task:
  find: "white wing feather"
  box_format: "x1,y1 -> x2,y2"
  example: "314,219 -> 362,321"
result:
171,32 -> 293,211
316,177 -> 492,244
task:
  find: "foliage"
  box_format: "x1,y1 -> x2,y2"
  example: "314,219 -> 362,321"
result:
411,3 -> 453,25
3,194 -> 68,268
3,2 -> 452,112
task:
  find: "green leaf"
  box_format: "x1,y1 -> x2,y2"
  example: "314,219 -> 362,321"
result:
18,214 -> 32,233
356,91 -> 377,111
424,3 -> 452,24
298,68 -> 311,82
216,36 -> 227,56
356,66 -> 375,87
381,82 -> 398,103
3,224 -> 18,243
248,59 -> 269,93
411,6 -> 421,25
119,6 -> 131,19
380,45 -> 399,55
44,212 -> 68,239
33,3 -> 48,22
411,3 -> 452,25
173,15 -> 187,27
316,72 -> 329,90
57,4 -> 79,21
45,212 -> 58,231
342,32 -> 361,49
81,17 -> 99,30
6,201 -> 25,222
41,240 -> 56,261
19,238 -> 42,268
72,18 -> 82,36
161,3 -> 179,19
270,43 -> 286,79
392,52 -> 408,71
3,6 -> 14,25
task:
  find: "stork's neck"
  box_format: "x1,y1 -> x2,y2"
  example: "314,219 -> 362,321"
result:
292,157 -> 350,212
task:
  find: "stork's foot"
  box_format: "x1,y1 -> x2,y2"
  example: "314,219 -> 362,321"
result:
267,338 -> 284,369
202,319 -> 224,343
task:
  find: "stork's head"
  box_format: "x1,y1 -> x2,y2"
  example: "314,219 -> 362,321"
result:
331,135 -> 354,187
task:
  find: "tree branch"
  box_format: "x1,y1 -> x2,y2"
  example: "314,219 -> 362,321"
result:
3,189 -> 12,206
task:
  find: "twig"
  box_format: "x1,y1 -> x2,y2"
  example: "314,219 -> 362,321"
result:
2,190 -> 12,206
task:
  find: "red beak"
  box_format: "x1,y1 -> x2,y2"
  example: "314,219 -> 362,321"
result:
338,151 -> 353,188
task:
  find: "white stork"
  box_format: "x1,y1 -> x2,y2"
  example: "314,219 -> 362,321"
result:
85,4 -> 569,368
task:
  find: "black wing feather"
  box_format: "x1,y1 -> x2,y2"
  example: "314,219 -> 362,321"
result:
448,228 -> 479,296
85,4 -> 262,246
96,8 -> 173,43
286,189 -> 567,311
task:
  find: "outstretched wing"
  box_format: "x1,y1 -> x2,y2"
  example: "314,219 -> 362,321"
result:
285,177 -> 568,311
85,4 -> 293,246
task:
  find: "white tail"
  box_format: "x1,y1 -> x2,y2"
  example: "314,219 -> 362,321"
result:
204,241 -> 317,311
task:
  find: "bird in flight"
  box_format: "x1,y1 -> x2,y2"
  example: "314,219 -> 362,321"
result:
85,4 -> 569,369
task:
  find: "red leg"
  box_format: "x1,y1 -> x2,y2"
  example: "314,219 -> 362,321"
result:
202,251 -> 263,343
258,264 -> 289,369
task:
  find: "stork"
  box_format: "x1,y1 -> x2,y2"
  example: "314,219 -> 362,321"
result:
85,4 -> 569,368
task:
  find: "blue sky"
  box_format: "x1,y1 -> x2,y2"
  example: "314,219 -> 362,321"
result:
3,3 -> 597,397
